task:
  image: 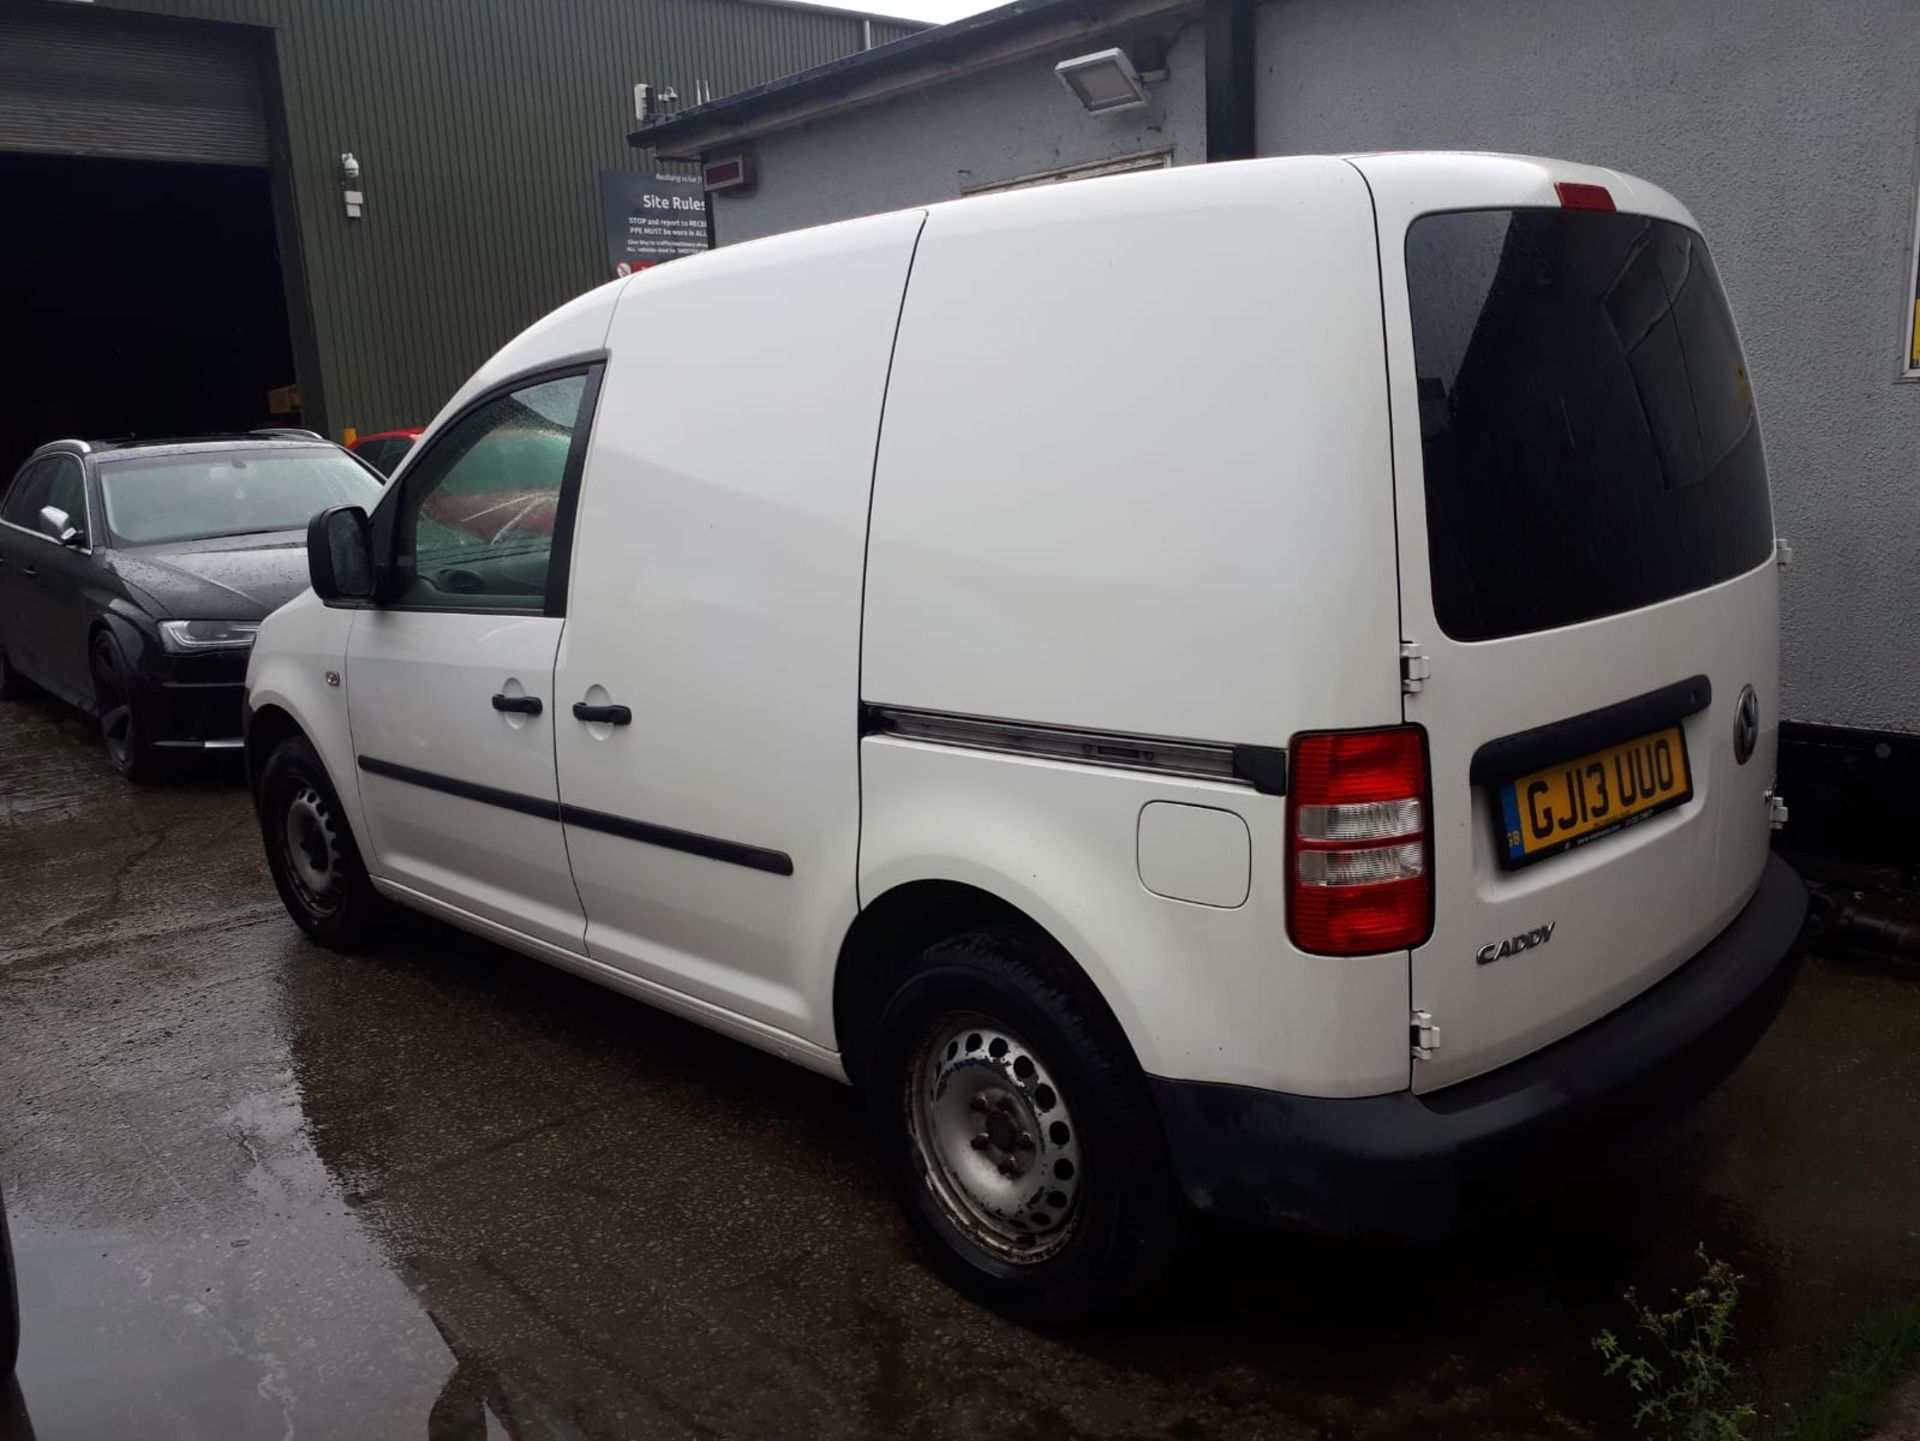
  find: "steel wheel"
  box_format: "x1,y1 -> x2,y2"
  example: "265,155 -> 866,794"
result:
257,735 -> 385,951
906,1012 -> 1084,1263
282,784 -> 343,916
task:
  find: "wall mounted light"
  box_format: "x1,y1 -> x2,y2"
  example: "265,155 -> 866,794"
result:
1054,48 -> 1150,114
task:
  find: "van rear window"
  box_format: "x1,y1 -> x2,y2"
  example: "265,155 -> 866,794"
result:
1405,209 -> 1774,642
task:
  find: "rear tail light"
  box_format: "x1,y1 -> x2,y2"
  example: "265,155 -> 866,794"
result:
1287,727 -> 1432,955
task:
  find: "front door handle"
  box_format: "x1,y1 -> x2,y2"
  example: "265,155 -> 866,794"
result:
572,701 -> 632,726
491,693 -> 543,715
20,564 -> 34,579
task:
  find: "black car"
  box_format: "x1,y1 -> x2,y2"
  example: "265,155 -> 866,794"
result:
0,435 -> 385,778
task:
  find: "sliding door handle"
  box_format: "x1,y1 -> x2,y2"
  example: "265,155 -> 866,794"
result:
491,693 -> 543,715
572,701 -> 632,726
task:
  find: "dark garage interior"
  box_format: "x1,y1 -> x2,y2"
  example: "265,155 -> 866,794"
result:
0,151 -> 297,479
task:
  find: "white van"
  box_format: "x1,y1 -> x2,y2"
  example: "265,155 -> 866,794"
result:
247,153 -> 1806,1321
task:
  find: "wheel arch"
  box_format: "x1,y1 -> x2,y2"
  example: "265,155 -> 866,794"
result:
245,701 -> 305,790
833,878 -> 1146,1090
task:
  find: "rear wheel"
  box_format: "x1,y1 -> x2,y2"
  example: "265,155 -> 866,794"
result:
257,734 -> 385,950
89,631 -> 162,780
867,927 -> 1186,1323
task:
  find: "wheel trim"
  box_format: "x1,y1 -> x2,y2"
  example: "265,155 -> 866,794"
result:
282,785 -> 344,915
906,1012 -> 1084,1264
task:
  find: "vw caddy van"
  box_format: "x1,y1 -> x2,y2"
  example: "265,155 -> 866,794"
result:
247,154 -> 1807,1321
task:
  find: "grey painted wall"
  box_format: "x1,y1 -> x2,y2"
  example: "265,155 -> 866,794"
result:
712,18 -> 1207,245
1259,0 -> 1920,733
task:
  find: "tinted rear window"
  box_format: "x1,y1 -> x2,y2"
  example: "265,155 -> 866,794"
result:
1406,209 -> 1773,641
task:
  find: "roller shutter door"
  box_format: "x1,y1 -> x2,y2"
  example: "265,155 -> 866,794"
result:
0,5 -> 268,167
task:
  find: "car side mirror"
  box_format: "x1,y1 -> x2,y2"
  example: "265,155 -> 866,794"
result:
37,506 -> 81,547
308,505 -> 374,601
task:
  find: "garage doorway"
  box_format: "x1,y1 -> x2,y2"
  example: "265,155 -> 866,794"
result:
0,2 -> 311,478
0,151 -> 299,477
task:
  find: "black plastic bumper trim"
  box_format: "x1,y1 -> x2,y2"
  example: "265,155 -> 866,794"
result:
1469,675 -> 1713,787
1150,853 -> 1807,1238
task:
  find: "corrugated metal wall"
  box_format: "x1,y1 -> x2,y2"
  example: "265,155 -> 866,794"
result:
79,0 -> 921,435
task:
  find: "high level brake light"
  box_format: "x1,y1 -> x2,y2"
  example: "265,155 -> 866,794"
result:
1555,180 -> 1615,212
1287,727 -> 1432,956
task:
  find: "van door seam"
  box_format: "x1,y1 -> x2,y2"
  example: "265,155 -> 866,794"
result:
852,211 -> 930,914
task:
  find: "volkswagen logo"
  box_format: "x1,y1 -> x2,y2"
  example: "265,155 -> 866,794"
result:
1733,685 -> 1759,765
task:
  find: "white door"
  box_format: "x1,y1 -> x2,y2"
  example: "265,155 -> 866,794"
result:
348,366 -> 602,952
1358,156 -> 1782,1091
551,210 -> 926,1045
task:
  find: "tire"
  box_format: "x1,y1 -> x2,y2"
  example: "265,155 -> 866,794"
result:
88,630 -> 163,781
867,926 -> 1187,1324
256,734 -> 385,950
0,634 -> 30,701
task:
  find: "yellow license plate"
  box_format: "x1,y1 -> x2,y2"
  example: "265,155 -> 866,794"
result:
1496,725 -> 1692,869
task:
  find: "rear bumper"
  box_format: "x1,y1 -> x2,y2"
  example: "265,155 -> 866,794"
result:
1150,853 -> 1808,1238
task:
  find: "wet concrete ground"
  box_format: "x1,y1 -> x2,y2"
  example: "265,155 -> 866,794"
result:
1,691 -> 1918,1441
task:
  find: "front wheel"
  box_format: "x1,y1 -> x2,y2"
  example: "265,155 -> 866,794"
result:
0,635 -> 31,701
89,631 -> 163,780
867,927 -> 1186,1323
257,734 -> 385,950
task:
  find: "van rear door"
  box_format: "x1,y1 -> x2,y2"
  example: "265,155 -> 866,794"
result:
1352,155 -> 1782,1092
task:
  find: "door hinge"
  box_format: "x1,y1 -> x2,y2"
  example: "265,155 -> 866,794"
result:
1411,1009 -> 1441,1061
1400,642 -> 1431,695
1766,789 -> 1790,830
1775,536 -> 1794,569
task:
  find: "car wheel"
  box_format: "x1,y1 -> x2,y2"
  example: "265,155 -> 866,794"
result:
0,636 -> 30,701
88,631 -> 162,780
867,926 -> 1186,1324
257,734 -> 384,950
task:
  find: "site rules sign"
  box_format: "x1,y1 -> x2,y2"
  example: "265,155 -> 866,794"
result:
600,172 -> 708,278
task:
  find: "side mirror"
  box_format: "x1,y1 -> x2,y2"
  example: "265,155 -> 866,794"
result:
308,505 -> 374,601
37,506 -> 81,547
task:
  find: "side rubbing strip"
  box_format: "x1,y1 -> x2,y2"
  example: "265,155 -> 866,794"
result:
558,804 -> 794,877
864,706 -> 1286,796
358,756 -> 560,820
357,757 -> 794,875
1468,675 -> 1714,787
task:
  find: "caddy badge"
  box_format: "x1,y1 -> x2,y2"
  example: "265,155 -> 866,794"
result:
1477,921 -> 1556,965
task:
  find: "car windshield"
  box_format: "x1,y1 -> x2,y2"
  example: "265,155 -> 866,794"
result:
98,447 -> 385,546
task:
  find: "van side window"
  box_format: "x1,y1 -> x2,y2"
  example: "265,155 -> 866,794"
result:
391,374 -> 587,610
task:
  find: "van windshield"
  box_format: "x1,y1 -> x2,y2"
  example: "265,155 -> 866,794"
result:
1405,208 -> 1773,642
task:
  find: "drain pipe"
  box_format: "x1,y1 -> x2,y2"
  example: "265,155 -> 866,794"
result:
1804,880 -> 1920,962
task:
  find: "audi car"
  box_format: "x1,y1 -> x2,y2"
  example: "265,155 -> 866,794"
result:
0,434 -> 385,779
